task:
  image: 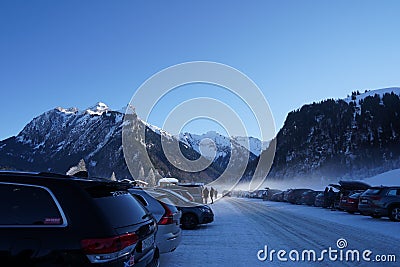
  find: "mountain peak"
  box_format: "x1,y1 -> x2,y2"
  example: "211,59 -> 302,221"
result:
55,107 -> 78,114
85,102 -> 110,115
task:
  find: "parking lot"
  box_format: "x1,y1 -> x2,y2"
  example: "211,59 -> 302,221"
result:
161,197 -> 400,267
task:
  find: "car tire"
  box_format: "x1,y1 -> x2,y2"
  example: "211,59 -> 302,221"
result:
146,247 -> 160,267
181,213 -> 199,230
388,206 -> 400,222
371,215 -> 382,219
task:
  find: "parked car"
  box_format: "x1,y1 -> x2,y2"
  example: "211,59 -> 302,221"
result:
268,189 -> 283,200
329,181 -> 370,210
168,188 -> 195,202
260,189 -> 282,201
270,191 -> 284,202
176,183 -> 204,203
358,186 -> 400,221
129,188 -> 182,254
283,189 -> 293,202
287,189 -> 312,204
151,188 -> 214,229
341,192 -> 363,214
0,171 -> 159,267
255,189 -> 268,199
249,191 -> 258,198
299,190 -> 321,206
338,190 -> 365,211
314,192 -> 326,207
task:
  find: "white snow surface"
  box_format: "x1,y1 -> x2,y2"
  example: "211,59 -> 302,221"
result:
343,87 -> 400,104
361,168 -> 400,186
160,197 -> 400,267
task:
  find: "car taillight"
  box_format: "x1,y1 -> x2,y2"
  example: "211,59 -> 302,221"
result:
348,199 -> 355,203
158,201 -> 174,225
81,232 -> 139,254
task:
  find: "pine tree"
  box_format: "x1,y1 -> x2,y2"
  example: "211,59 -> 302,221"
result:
77,159 -> 87,171
138,166 -> 145,180
66,159 -> 87,176
110,172 -> 117,181
146,169 -> 156,187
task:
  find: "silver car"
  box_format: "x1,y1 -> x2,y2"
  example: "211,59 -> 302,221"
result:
129,188 -> 182,253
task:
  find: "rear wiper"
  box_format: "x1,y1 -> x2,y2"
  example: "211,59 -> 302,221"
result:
142,213 -> 153,220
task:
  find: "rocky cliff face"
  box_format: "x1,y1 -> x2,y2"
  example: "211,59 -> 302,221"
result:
267,88 -> 400,180
0,103 -> 255,183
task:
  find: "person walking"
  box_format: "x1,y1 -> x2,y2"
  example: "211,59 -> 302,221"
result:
210,187 -> 215,204
203,187 -> 209,204
323,187 -> 329,208
328,187 -> 335,210
214,189 -> 218,200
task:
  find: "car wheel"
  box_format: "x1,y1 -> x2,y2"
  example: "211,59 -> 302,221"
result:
371,215 -> 382,219
389,206 -> 400,222
146,247 -> 160,267
347,211 -> 355,214
181,213 -> 198,230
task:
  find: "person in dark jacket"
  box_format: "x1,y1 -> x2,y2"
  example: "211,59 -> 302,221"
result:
203,187 -> 209,204
210,187 -> 215,204
323,187 -> 329,208
328,187 -> 335,210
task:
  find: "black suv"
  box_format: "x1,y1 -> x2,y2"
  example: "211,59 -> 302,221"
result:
151,188 -> 214,230
0,171 -> 159,266
359,186 -> 400,221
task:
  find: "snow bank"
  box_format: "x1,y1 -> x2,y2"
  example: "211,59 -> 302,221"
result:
362,168 -> 400,186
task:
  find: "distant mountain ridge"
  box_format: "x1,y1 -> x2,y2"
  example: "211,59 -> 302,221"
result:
1,87 -> 400,183
178,131 -> 269,158
266,87 -> 400,180
0,102 -> 257,184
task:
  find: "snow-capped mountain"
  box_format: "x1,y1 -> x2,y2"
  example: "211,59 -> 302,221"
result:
84,102 -> 110,115
178,131 -> 267,161
0,103 -> 256,183
232,136 -> 270,157
267,87 -> 400,180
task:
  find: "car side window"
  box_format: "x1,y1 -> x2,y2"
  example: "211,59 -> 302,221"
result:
387,189 -> 397,196
0,183 -> 64,226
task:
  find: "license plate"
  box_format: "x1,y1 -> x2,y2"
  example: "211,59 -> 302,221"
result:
361,199 -> 368,203
142,235 -> 154,251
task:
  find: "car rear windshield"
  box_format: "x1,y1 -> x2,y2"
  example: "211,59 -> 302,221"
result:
363,188 -> 382,195
93,192 -> 148,228
158,197 -> 179,213
349,193 -> 362,198
0,183 -> 64,226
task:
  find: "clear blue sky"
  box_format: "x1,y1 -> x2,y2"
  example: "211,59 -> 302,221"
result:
1,0 -> 400,140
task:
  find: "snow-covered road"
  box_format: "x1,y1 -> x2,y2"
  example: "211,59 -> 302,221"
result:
160,197 -> 400,267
